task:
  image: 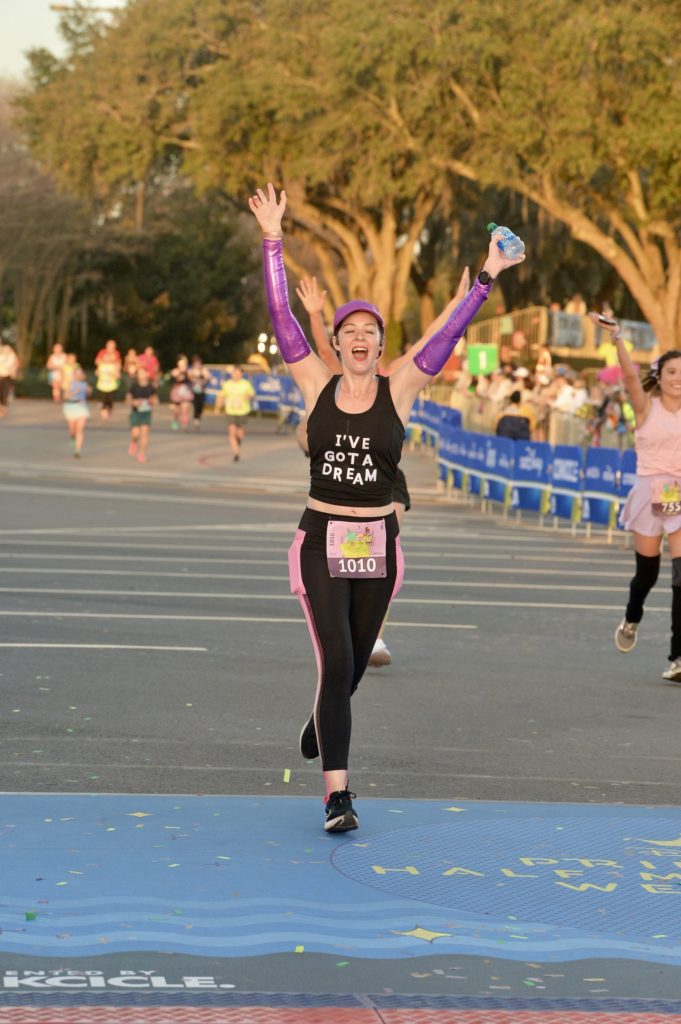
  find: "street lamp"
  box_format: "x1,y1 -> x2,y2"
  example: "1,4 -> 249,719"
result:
257,332 -> 268,354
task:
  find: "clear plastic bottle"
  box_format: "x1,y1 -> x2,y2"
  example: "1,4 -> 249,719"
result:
487,222 -> 525,259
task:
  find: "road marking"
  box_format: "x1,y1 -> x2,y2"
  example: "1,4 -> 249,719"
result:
0,565 -> 639,581
0,611 -> 476,629
0,581 -> 643,597
0,482 -> 302,512
0,643 -> 207,651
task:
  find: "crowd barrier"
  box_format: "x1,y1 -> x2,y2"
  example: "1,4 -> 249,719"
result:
207,371 -> 635,542
408,398 -> 637,541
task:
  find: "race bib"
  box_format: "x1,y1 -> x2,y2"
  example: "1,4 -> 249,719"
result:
326,519 -> 387,579
651,478 -> 681,517
137,399 -> 151,413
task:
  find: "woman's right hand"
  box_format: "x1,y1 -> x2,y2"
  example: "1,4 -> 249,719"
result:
588,311 -> 621,338
296,276 -> 327,316
248,182 -> 287,236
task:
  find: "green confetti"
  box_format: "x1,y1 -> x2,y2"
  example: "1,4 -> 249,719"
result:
25,912 -> 37,921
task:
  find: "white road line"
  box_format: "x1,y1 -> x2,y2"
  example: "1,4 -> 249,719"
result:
0,611 -> 476,629
0,590 -> 665,612
0,643 -> 207,651
0,581 -> 637,595
0,483 -> 302,511
0,542 -> 633,565
0,565 -> 634,581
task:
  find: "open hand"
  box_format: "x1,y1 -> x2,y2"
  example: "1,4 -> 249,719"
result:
296,276 -> 327,316
248,182 -> 286,235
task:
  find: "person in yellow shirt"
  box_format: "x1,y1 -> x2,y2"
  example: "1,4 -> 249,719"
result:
216,366 -> 257,462
597,333 -> 633,367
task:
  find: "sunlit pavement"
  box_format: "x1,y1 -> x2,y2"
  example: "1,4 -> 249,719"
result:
2,400 -> 681,1021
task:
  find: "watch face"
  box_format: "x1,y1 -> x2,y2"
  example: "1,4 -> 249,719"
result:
478,270 -> 493,285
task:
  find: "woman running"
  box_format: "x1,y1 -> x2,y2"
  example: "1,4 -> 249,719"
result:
597,313 -> 681,681
296,269 -> 470,667
169,355 -> 194,431
62,365 -> 91,457
250,183 -> 523,832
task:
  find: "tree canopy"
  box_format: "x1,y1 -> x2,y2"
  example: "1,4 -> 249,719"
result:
15,0 -> 681,350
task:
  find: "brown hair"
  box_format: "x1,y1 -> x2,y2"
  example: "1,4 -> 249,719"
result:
642,350 -> 681,392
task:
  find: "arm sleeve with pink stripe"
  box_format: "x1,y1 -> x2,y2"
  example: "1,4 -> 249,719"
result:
263,238 -> 311,364
413,278 -> 493,376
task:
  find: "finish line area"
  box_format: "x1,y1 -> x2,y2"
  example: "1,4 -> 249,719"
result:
3,407 -> 681,1020
3,793 -> 681,1021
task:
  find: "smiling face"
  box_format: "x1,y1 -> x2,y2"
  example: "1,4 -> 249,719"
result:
659,357 -> 681,398
335,313 -> 383,373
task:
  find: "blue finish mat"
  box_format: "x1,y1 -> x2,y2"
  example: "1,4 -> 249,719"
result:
2,794 -> 681,965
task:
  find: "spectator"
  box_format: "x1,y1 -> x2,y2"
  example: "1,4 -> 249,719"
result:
597,331 -> 634,368
564,292 -> 587,316
534,343 -> 553,377
495,390 -> 531,440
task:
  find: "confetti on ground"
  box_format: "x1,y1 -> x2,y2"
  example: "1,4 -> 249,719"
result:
24,912 -> 37,921
294,945 -> 304,953
283,768 -> 291,783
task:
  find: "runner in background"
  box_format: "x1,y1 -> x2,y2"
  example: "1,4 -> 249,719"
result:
94,339 -> 122,420
188,355 -> 212,431
0,341 -> 20,419
127,365 -> 158,464
295,268 -> 470,667
46,343 -> 67,403
216,367 -> 256,462
62,365 -> 91,457
595,312 -> 681,682
169,355 -> 194,431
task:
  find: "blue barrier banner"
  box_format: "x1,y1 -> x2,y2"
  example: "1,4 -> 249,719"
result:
549,445 -> 583,521
513,442 -> 552,483
439,406 -> 463,430
582,447 -> 621,526
584,447 -> 620,497
251,373 -> 282,412
482,437 -> 514,504
551,445 -> 583,491
620,449 -> 637,496
511,441 -> 552,512
465,432 -> 488,495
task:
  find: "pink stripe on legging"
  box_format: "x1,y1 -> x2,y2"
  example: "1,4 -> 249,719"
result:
288,529 -> 326,766
392,536 -> 404,599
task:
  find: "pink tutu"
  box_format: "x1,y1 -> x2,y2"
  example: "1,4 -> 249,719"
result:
620,474 -> 681,536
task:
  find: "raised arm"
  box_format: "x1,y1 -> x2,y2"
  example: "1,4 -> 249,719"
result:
588,313 -> 647,420
295,276 -> 340,374
248,184 -> 330,409
385,266 -> 470,375
389,239 -> 524,423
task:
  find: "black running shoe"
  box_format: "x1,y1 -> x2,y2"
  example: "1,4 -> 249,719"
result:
299,714 -> 319,760
324,789 -> 358,833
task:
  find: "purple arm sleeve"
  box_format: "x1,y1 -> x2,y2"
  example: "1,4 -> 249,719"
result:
413,277 -> 493,376
263,238 -> 311,364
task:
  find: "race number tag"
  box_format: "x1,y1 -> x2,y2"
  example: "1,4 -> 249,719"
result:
326,519 -> 387,579
651,478 -> 681,516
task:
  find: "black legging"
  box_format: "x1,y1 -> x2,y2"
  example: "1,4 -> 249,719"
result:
193,392 -> 206,421
289,509 -> 403,771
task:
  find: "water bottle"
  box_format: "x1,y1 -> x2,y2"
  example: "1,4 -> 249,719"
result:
487,222 -> 525,259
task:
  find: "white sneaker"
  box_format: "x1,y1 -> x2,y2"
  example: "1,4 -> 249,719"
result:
368,637 -> 391,667
662,658 -> 681,682
614,619 -> 638,653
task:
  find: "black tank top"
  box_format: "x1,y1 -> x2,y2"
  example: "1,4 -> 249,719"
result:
307,375 -> 405,506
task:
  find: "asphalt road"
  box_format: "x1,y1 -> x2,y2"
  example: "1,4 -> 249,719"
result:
1,398 -> 678,806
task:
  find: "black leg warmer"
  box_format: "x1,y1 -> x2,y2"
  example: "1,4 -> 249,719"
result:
625,552 -> 661,624
670,557 -> 681,661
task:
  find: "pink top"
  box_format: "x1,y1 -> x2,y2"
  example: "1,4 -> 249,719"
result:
636,397 -> 681,476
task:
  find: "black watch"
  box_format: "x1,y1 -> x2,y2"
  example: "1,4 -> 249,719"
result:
477,269 -> 495,285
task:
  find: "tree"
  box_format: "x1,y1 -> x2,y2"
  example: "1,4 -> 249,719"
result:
434,0 -> 681,347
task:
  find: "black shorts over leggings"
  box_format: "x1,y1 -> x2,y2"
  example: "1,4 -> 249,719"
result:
288,508 -> 403,771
